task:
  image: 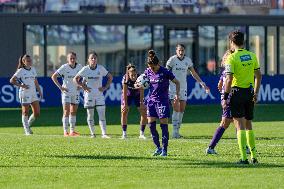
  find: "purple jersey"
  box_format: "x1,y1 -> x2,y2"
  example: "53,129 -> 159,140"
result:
144,66 -> 175,102
122,74 -> 140,97
219,68 -> 226,95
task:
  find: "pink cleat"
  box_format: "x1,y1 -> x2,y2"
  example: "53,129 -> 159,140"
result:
69,131 -> 80,137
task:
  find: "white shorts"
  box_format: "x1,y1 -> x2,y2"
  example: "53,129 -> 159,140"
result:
84,91 -> 105,108
19,91 -> 39,105
169,89 -> 187,101
61,92 -> 80,105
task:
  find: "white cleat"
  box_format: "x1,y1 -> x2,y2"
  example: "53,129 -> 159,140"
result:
101,134 -> 111,139
90,134 -> 96,138
121,134 -> 127,139
139,135 -> 146,140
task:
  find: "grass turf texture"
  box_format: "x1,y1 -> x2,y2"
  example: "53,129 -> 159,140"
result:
0,105 -> 283,188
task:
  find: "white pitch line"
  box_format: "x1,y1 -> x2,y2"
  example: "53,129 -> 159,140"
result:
0,133 -> 283,147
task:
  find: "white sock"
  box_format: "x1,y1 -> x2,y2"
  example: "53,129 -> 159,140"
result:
178,112 -> 184,129
28,114 -> 36,127
87,108 -> 95,135
62,116 -> 69,133
69,115 -> 76,133
140,130 -> 144,136
123,131 -> 127,136
96,106 -> 106,135
172,110 -> 179,132
22,115 -> 29,131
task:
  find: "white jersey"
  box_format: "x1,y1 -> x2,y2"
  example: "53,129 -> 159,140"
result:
166,55 -> 193,91
55,63 -> 83,95
76,64 -> 109,92
13,67 -> 37,94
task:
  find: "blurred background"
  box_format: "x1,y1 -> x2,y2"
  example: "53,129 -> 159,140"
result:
0,0 -> 284,107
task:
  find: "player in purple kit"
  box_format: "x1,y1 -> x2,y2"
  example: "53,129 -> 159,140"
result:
206,50 -> 233,154
121,64 -> 147,139
141,50 -> 180,157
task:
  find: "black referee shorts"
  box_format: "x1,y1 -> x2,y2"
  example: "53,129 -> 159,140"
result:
229,87 -> 254,120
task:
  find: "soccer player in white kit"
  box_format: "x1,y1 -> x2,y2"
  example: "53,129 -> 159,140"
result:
166,44 -> 210,138
74,51 -> 113,138
51,52 -> 83,136
10,54 -> 42,135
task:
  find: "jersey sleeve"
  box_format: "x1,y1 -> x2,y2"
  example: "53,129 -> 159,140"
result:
188,58 -> 194,69
166,56 -> 174,70
100,65 -> 109,77
122,75 -> 127,85
56,65 -> 65,77
76,67 -> 86,78
13,69 -> 22,79
225,54 -> 234,74
32,67 -> 38,77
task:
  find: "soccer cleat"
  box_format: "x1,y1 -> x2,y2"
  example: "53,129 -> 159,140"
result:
64,132 -> 69,137
205,147 -> 217,155
138,134 -> 146,140
121,134 -> 127,139
90,134 -> 96,138
251,158 -> 259,164
28,127 -> 33,134
152,148 -> 162,156
160,149 -> 167,157
24,128 -> 32,135
246,146 -> 251,154
101,134 -> 111,139
236,159 -> 249,165
69,131 -> 80,137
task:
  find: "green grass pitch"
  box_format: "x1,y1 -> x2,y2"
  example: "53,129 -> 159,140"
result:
0,105 -> 283,188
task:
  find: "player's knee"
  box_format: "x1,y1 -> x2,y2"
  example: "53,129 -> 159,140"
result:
34,112 -> 40,118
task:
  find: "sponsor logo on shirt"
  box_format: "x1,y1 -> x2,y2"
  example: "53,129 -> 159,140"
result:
240,54 -> 252,62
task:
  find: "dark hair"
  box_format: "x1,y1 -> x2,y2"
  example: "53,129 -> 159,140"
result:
126,63 -> 136,71
229,30 -> 244,46
88,51 -> 98,58
147,50 -> 159,65
17,54 -> 31,69
67,51 -> 76,57
176,43 -> 185,49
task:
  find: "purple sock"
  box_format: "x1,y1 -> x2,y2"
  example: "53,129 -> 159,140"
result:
209,126 -> 225,149
122,125 -> 127,132
160,124 -> 169,152
140,125 -> 146,132
149,122 -> 160,148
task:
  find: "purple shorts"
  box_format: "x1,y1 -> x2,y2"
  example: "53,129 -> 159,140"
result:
147,100 -> 170,119
121,95 -> 140,107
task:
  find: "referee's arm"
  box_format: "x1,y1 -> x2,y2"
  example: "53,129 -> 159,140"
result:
253,69 -> 262,103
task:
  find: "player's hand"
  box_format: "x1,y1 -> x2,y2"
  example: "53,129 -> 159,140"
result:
21,84 -> 29,89
82,86 -> 91,93
60,87 -> 68,93
204,85 -> 210,94
99,87 -> 106,92
173,95 -> 180,111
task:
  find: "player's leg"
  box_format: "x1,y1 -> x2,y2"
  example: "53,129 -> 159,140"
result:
121,104 -> 129,139
147,101 -> 161,155
135,96 -> 147,139
234,117 -> 249,164
69,103 -> 79,136
28,100 -> 40,134
170,97 -> 180,138
84,91 -> 95,137
62,103 -> 70,136
138,103 -> 147,139
121,95 -> 130,139
157,101 -> 171,156
245,98 -> 258,163
69,94 -> 80,136
21,104 -> 31,135
177,100 -> 186,138
96,105 -> 109,138
206,104 -> 233,154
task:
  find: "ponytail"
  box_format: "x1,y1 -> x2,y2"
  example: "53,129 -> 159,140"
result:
147,50 -> 159,65
17,54 -> 30,69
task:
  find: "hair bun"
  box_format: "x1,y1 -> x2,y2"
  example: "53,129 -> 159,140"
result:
148,50 -> 156,58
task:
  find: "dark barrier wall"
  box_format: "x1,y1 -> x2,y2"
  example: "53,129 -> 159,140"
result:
0,76 -> 284,107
